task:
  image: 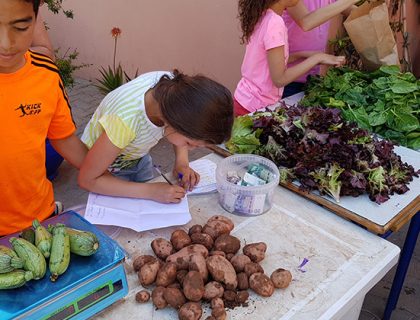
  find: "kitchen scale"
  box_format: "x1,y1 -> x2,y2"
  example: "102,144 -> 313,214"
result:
0,211 -> 129,320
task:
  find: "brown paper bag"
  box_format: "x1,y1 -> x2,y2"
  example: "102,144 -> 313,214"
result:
344,1 -> 400,71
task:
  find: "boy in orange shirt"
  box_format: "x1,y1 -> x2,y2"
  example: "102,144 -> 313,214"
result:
0,0 -> 87,235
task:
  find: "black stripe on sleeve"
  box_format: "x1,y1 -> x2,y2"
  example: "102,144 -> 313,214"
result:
31,61 -> 60,74
30,54 -> 58,70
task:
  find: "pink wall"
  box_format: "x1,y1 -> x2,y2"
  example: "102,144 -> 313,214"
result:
42,0 -> 245,92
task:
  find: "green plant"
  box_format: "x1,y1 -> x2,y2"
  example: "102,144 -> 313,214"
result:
55,48 -> 91,88
43,0 -> 73,18
96,27 -> 139,94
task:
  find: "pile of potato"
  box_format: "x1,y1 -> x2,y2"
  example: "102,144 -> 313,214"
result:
132,215 -> 292,320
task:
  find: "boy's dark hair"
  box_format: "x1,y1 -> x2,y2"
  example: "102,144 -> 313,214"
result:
24,0 -> 41,16
238,0 -> 279,44
153,70 -> 234,145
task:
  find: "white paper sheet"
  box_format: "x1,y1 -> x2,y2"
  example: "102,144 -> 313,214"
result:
188,159 -> 217,195
84,193 -> 191,232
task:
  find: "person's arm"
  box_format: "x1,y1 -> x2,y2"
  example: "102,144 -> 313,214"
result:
49,134 -> 88,169
173,145 -> 200,191
267,46 -> 345,88
30,13 -> 54,59
288,51 -> 322,63
287,0 -> 358,31
78,132 -> 186,203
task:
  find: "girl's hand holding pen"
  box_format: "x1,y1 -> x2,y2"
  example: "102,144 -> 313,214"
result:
148,182 -> 186,203
174,165 -> 200,191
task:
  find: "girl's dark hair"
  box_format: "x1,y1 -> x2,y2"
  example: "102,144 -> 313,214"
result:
152,70 -> 234,145
24,0 -> 41,16
238,0 -> 279,44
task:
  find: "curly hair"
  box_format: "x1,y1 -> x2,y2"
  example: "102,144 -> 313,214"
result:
238,0 -> 280,44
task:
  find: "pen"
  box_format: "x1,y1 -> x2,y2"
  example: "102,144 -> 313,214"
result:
154,165 -> 173,185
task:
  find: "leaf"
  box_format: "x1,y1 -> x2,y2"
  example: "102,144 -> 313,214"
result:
378,65 -> 401,75
390,80 -> 418,94
368,111 -> 387,126
391,113 -> 419,133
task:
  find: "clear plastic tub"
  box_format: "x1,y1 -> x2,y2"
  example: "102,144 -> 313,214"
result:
216,154 -> 280,216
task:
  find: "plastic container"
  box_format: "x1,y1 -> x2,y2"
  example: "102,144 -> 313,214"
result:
216,154 -> 280,216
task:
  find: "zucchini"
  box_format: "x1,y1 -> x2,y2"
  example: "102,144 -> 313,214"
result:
49,224 -> 70,282
66,228 -> 100,256
9,237 -> 46,280
49,225 -> 100,256
33,219 -> 52,258
19,227 -> 35,245
0,270 -> 33,290
0,245 -> 24,273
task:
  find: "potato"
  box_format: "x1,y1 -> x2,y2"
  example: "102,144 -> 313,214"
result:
236,290 -> 249,304
213,234 -> 241,254
206,255 -> 237,290
189,254 -> 208,283
166,244 -> 209,270
223,290 -> 236,302
190,233 -> 214,250
163,287 -> 186,309
270,268 -> 292,289
178,302 -> 203,320
167,282 -> 182,289
156,262 -> 177,287
244,262 -> 264,278
237,272 -> 249,290
182,271 -> 205,302
209,251 -> 226,258
132,255 -> 157,272
203,281 -> 224,300
211,306 -> 227,320
171,230 -> 192,251
207,215 -> 234,231
203,216 -> 234,239
151,238 -> 174,260
135,290 -> 150,303
226,253 -> 234,261
243,242 -> 267,263
152,286 -> 167,309
138,260 -> 160,286
188,224 -> 202,236
202,225 -> 218,240
230,254 -> 252,273
210,297 -> 224,309
249,273 -> 275,297
177,269 -> 189,285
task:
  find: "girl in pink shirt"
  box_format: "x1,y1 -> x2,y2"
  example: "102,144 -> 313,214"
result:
234,0 -> 349,115
282,0 -> 355,97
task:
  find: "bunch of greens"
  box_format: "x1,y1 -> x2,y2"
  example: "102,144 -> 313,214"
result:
226,104 -> 419,204
301,66 -> 420,150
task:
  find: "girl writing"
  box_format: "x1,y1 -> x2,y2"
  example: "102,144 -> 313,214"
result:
234,0 -> 346,115
79,70 -> 233,203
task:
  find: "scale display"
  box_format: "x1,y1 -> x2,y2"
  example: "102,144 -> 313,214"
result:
46,280 -> 123,320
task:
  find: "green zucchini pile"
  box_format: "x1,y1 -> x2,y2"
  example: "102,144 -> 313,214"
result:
0,220 -> 100,289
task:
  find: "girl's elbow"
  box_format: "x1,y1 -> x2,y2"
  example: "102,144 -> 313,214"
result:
272,79 -> 287,88
77,173 -> 92,191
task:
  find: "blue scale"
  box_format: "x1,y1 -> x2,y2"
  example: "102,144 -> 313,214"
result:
0,211 -> 128,320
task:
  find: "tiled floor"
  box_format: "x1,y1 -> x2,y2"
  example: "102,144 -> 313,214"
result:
53,79 -> 419,320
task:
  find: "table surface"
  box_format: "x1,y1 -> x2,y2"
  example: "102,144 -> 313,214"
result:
92,153 -> 400,320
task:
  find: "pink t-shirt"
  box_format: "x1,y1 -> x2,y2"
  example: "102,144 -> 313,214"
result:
283,0 -> 335,83
234,9 -> 289,113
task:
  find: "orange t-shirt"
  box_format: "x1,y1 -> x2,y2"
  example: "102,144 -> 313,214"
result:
0,51 -> 76,235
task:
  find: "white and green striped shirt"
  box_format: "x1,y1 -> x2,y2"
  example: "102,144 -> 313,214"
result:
81,71 -> 170,169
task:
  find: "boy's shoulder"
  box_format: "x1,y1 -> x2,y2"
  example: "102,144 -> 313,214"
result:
28,50 -> 60,77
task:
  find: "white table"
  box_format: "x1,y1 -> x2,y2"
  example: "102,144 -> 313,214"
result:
86,153 -> 399,320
